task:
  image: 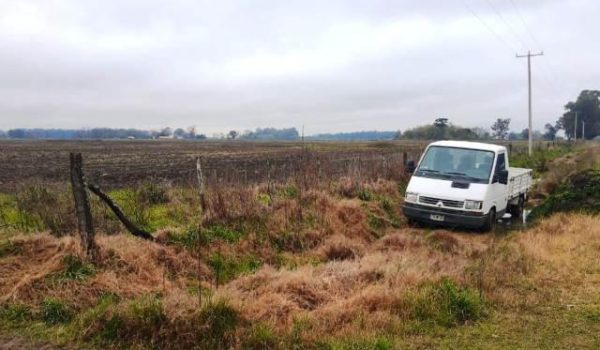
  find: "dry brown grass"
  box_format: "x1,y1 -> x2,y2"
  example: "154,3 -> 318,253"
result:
1,185 -> 598,348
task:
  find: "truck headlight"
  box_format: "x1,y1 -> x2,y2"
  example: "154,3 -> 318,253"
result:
405,192 -> 418,202
465,200 -> 482,210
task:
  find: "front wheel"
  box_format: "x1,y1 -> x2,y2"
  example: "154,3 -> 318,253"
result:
481,208 -> 497,232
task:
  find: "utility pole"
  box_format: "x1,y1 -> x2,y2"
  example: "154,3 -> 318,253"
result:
574,111 -> 578,141
582,121 -> 585,141
516,50 -> 544,156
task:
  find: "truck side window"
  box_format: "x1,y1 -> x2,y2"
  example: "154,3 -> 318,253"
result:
495,153 -> 506,173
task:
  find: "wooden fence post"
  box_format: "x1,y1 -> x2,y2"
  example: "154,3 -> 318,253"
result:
69,153 -> 98,261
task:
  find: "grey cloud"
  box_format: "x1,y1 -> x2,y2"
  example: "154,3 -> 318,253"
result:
0,0 -> 597,134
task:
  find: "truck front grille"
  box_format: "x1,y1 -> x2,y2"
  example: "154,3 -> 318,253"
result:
419,196 -> 464,208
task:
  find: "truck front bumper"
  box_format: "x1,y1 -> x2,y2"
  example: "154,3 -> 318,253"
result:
403,203 -> 487,229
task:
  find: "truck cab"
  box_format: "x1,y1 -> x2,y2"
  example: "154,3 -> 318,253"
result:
402,141 -> 532,231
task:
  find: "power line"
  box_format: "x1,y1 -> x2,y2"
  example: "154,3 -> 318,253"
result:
508,0 -> 542,50
464,1 -> 520,54
484,0 -> 529,51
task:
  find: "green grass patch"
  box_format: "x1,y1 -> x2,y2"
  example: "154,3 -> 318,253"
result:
358,189 -> 373,201
326,337 -> 392,350
208,252 -> 261,284
0,303 -> 34,323
510,144 -> 572,178
408,278 -> 485,327
41,298 -> 73,325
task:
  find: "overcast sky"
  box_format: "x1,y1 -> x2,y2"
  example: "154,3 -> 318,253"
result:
0,0 -> 597,135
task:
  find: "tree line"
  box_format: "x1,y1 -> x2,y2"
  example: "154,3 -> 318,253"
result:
397,90 -> 599,141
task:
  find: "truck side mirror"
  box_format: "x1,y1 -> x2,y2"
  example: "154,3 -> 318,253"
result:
406,160 -> 416,174
497,169 -> 509,185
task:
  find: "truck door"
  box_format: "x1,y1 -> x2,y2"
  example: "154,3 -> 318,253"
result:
490,152 -> 508,214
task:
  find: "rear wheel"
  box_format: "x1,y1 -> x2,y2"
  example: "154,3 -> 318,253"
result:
509,196 -> 524,220
481,208 -> 497,232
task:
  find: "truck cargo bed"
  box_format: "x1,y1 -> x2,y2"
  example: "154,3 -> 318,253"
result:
508,167 -> 532,200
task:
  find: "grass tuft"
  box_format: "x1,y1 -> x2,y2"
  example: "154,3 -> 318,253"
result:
41,298 -> 73,325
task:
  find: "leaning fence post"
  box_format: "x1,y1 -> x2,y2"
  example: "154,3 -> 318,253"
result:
69,153 -> 98,261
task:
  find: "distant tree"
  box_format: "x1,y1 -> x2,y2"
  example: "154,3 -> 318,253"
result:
393,130 -> 402,140
491,118 -> 511,140
158,127 -> 173,137
310,130 -> 397,141
557,90 -> 600,140
508,132 -> 521,140
472,127 -> 491,140
8,129 -> 26,138
401,123 -> 480,140
543,123 -> 558,140
520,128 -> 529,140
174,128 -> 186,138
195,134 -> 207,140
239,127 -> 299,140
0,130 -> 6,138
433,118 -> 449,139
228,130 -> 239,140
187,126 -> 197,139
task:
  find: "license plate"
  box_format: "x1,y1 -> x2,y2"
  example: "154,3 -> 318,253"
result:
430,214 -> 445,222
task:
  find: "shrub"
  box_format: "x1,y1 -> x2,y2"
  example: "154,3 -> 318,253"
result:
408,278 -> 484,327
41,298 -> 73,325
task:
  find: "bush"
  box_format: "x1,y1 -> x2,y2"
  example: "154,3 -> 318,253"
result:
409,278 -> 484,327
530,170 -> 600,219
41,298 -> 73,325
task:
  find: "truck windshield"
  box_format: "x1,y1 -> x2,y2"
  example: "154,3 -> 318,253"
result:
415,146 -> 494,183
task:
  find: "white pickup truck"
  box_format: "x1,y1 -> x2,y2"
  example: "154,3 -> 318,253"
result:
403,141 -> 532,231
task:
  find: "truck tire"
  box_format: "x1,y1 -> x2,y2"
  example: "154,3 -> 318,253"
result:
481,208 -> 497,232
509,196 -> 524,220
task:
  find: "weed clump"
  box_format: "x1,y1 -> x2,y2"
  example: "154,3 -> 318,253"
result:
60,254 -> 95,280
0,303 -> 33,323
407,278 -> 484,327
10,184 -> 75,234
197,299 -> 240,349
41,298 -> 73,325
